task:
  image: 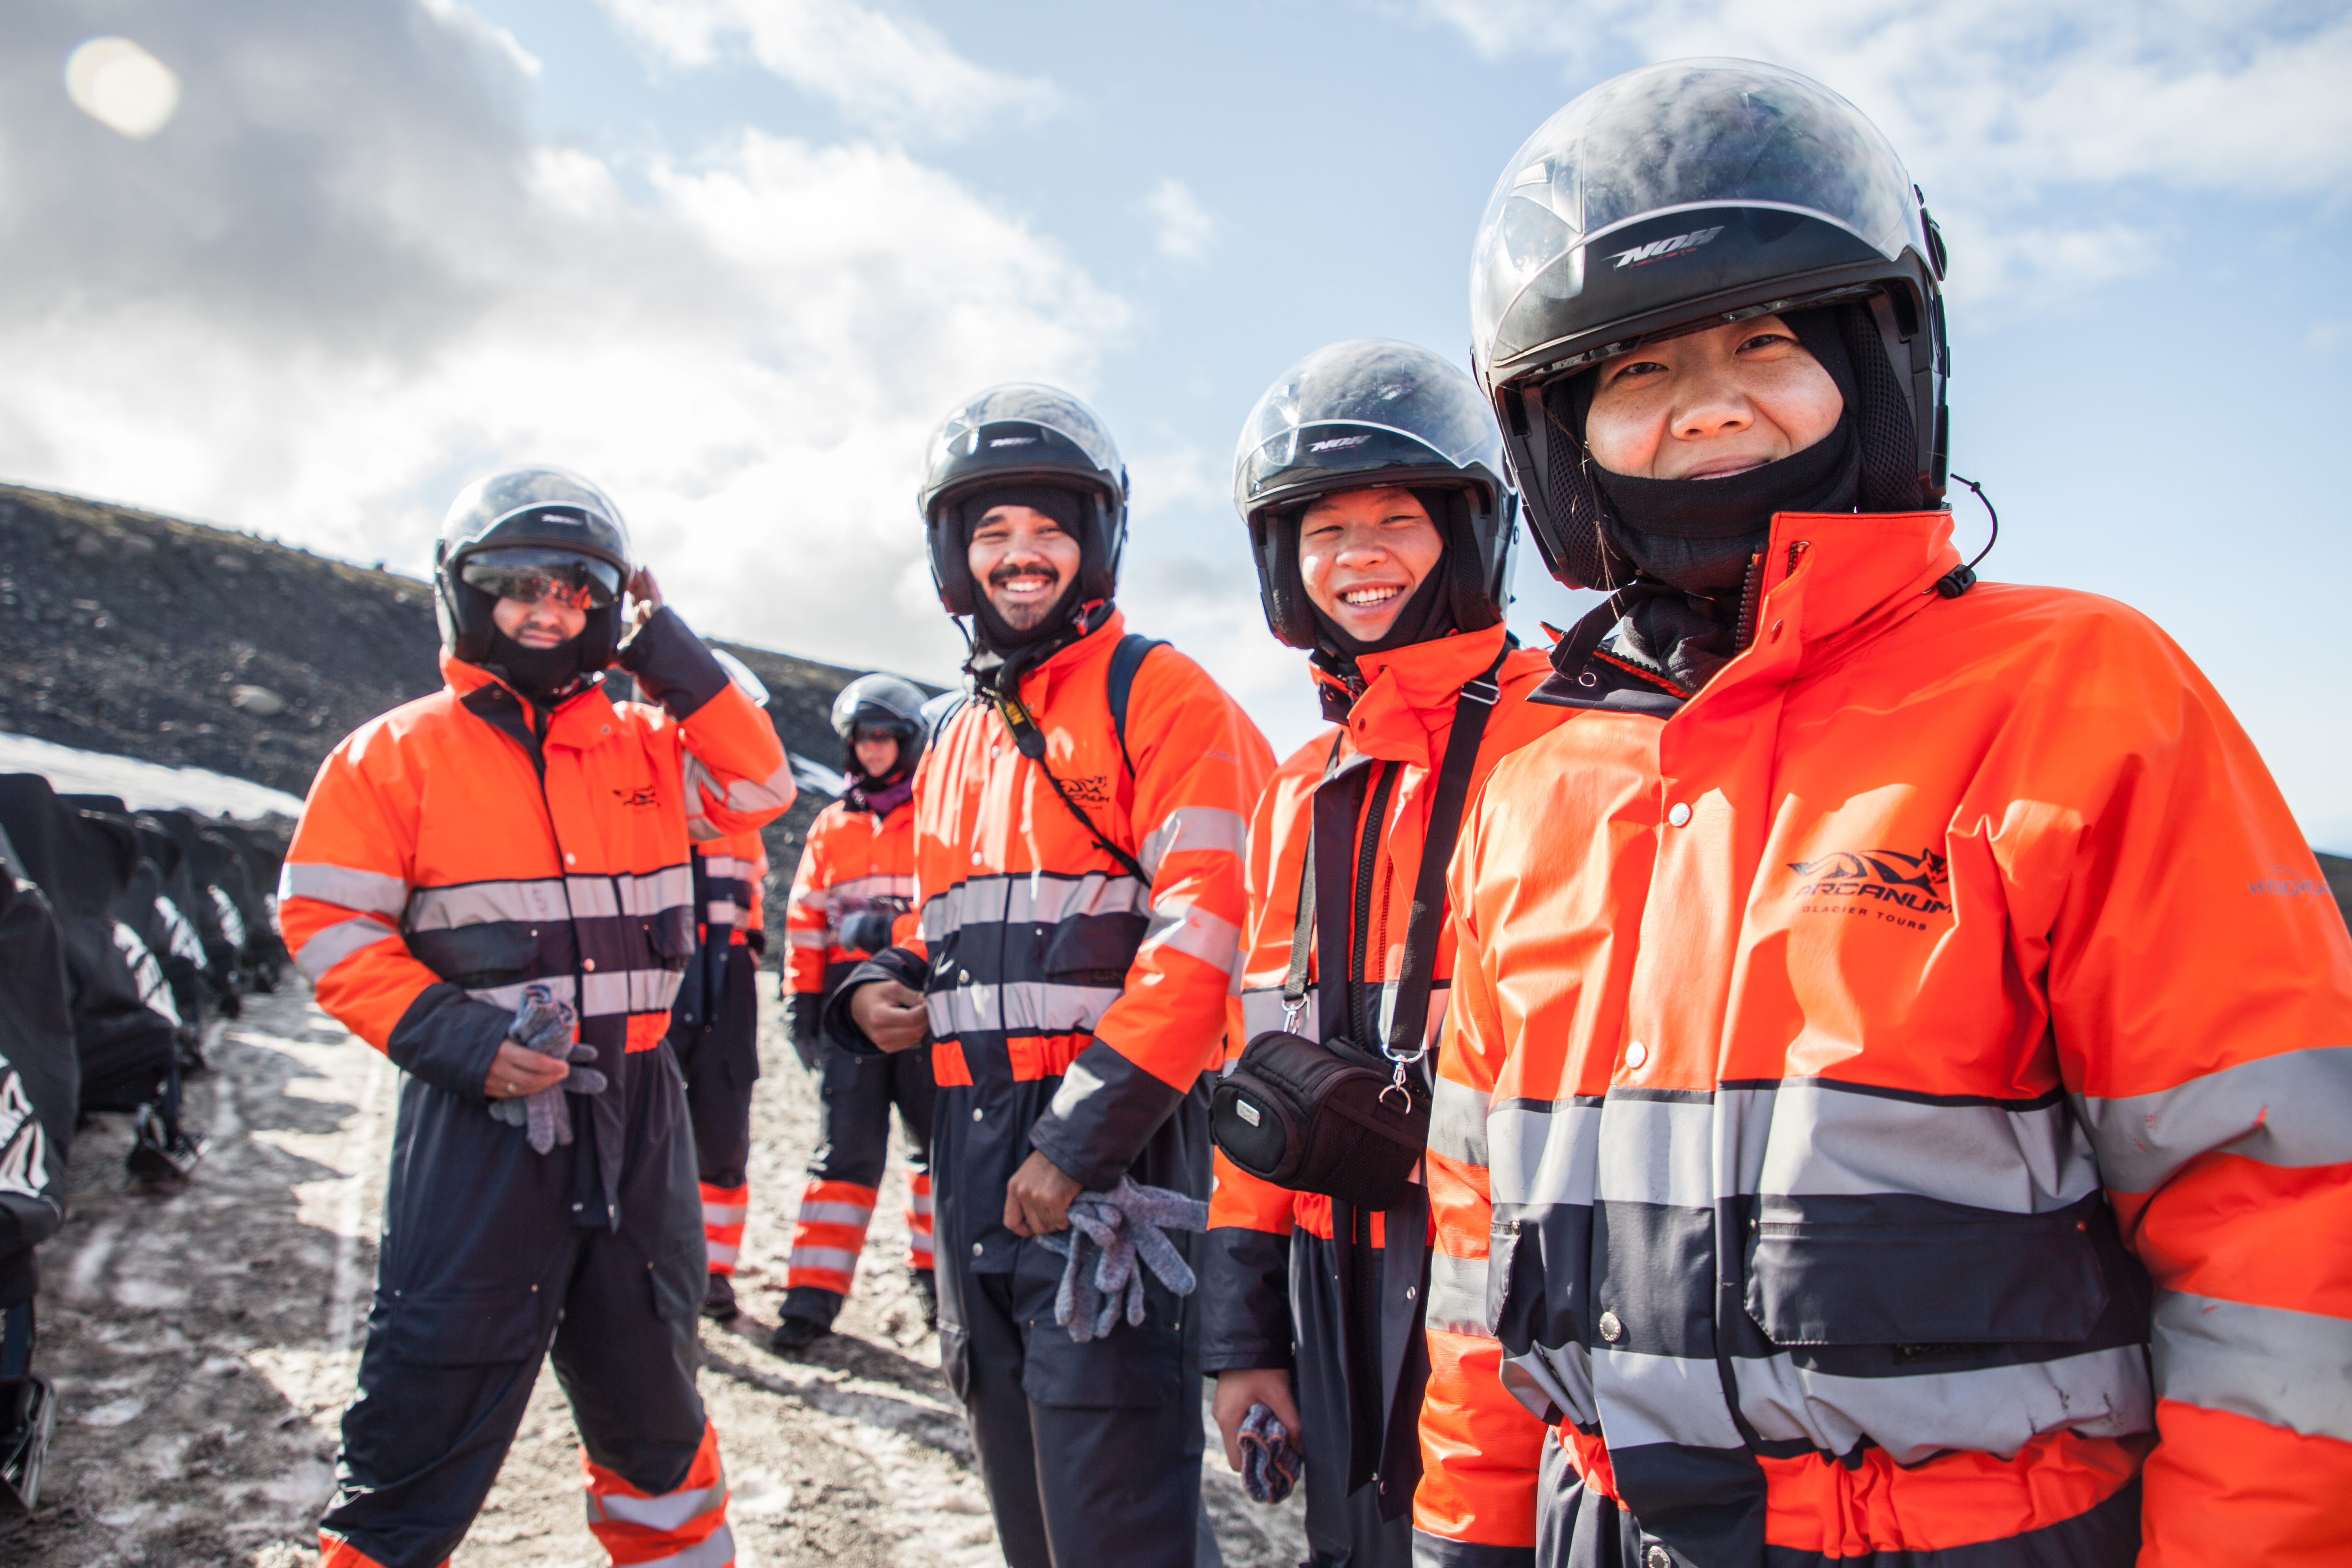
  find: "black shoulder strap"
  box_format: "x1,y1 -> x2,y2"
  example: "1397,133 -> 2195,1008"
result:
1106,633 -> 1166,779
1384,647 -> 1505,1059
1280,733 -> 1351,1026
992,691 -> 1152,886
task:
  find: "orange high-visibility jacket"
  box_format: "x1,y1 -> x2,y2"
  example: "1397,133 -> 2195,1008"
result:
279,613 -> 792,1091
1421,510 -> 2352,1566
786,795 -> 916,1000
698,828 -> 767,949
1204,623 -> 1561,1550
856,610 -> 1273,1276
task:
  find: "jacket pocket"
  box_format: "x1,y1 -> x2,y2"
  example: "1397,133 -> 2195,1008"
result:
1036,912 -> 1148,989
1742,1193 -> 2110,1347
1011,1234 -> 1185,1409
407,921 -> 541,989
643,905 -> 696,968
371,1283 -> 557,1367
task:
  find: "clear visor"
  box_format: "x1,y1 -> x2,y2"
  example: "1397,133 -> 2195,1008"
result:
1473,59 -> 1924,369
1233,340 -> 1503,510
926,384 -> 1121,477
459,547 -> 622,610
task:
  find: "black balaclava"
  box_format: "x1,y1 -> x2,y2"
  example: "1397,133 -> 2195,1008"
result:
1302,487 -> 1464,717
961,483 -> 1104,695
485,629 -> 592,712
1572,308 -> 1862,691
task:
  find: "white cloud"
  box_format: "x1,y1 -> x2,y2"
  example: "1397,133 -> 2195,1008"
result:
0,1 -> 1125,686
1418,0 -> 2352,314
1142,176 -> 1218,262
601,0 -> 1054,137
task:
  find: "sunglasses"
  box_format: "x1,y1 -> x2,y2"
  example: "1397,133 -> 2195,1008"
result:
460,549 -> 623,610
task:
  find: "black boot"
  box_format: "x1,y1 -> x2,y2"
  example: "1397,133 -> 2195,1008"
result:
769,1314 -> 829,1354
126,1104 -> 205,1192
701,1272 -> 740,1322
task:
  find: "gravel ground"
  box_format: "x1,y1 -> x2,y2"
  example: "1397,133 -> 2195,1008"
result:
6,984 -> 1309,1566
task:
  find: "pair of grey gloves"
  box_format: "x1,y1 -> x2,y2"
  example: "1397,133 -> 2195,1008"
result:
1036,1176 -> 1209,1343
485,984 -> 606,1154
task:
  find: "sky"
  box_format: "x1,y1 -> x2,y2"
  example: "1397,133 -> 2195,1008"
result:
3,1 -> 2349,844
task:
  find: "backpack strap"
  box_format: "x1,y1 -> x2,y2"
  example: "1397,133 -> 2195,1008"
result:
1106,633 -> 1166,780
991,691 -> 1153,887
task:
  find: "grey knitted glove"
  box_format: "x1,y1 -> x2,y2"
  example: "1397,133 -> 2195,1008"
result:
485,984 -> 608,1154
1037,1176 -> 1208,1343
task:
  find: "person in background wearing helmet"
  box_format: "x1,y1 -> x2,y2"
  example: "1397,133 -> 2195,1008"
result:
1202,341 -> 1560,1568
1421,60 -> 2352,1568
831,385 -> 1274,1568
280,469 -> 793,1568
670,650 -> 777,1326
770,672 -> 935,1352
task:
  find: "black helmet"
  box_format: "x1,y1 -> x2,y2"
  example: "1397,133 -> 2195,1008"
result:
1234,339 -> 1518,649
1470,59 -> 1949,588
432,467 -> 633,667
916,385 -> 1128,616
830,673 -> 929,775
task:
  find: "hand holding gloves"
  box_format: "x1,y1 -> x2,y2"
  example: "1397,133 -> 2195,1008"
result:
485,984 -> 607,1154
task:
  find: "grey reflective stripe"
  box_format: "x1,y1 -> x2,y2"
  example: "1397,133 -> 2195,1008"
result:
2152,1289 -> 2352,1442
726,762 -> 794,813
701,1201 -> 747,1225
1732,1344 -> 2152,1464
793,887 -> 832,914
1507,1343 -> 1596,1428
919,871 -> 1152,941
295,915 -> 402,980
795,1200 -> 875,1227
1137,806 -> 1247,878
790,1245 -> 858,1273
707,1240 -> 738,1266
1594,1095 -> 1715,1209
1426,1250 -> 1493,1336
1488,1098 -> 1601,1209
700,854 -> 747,879
584,1479 -> 727,1533
407,877 -> 570,930
465,969 -> 682,1018
828,872 -> 915,904
682,755 -> 721,837
280,860 -> 409,917
786,928 -> 827,948
908,1190 -> 934,1215
705,900 -> 740,925
1429,1077 -> 1490,1167
1741,1081 -> 2100,1215
926,979 -> 1125,1039
1589,1347 -> 1746,1451
1141,898 -> 1241,972
1241,987 -> 1317,1040
643,1525 -> 735,1568
2076,1045 -> 2352,1193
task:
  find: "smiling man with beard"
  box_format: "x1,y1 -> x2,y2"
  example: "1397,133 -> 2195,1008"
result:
830,385 -> 1273,1567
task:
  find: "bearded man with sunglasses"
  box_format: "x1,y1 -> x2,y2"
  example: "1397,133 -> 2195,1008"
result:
281,468 -> 792,1568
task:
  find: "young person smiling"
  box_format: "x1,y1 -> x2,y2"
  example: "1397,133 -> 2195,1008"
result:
1203,341 -> 1561,1568
1419,60 -> 2352,1568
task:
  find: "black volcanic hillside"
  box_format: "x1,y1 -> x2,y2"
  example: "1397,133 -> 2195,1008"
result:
0,481 -> 925,950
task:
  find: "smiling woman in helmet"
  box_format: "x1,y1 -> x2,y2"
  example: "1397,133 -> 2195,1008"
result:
1203,339 -> 1563,1568
1420,57 -> 2352,1568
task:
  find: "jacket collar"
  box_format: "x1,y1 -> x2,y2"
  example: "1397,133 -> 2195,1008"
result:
1328,623 -> 1512,770
1015,606 -> 1126,707
441,650 -> 618,749
1535,510 -> 1961,714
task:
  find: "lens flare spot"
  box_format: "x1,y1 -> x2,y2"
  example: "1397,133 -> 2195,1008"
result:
65,36 -> 181,141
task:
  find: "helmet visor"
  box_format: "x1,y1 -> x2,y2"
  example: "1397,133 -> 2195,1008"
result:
926,384 -> 1121,480
1235,340 -> 1504,515
1473,59 -> 1925,371
459,547 -> 623,610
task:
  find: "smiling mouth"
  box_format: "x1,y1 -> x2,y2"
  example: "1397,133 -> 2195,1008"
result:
1683,457 -> 1769,480
992,571 -> 1059,599
1339,584 -> 1404,608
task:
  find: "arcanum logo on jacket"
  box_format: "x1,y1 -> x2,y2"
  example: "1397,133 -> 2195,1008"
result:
1789,845 -> 1952,928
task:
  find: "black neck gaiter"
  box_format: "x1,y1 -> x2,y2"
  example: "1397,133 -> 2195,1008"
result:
486,631 -> 590,711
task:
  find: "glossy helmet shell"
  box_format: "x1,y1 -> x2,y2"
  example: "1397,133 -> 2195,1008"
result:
830,673 -> 931,774
1469,59 -> 1949,588
1233,339 -> 1518,649
432,467 -> 633,667
916,384 -> 1128,616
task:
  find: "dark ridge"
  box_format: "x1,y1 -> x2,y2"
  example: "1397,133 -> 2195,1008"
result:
0,480 -> 933,956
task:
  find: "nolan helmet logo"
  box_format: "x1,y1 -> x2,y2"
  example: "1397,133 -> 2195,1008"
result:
1607,225 -> 1726,269
988,435 -> 1039,448
1308,434 -> 1374,454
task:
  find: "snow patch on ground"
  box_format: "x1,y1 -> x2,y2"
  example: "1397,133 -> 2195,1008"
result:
0,729 -> 306,818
